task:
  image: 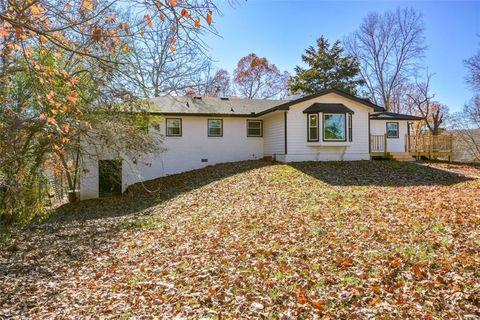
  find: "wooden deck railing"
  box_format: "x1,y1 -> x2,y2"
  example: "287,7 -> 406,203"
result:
406,134 -> 453,153
371,134 -> 453,160
370,134 -> 387,156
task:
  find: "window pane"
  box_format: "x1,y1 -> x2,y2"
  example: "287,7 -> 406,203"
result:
168,119 -> 180,128
309,114 -> 317,127
166,119 -> 181,136
324,114 -> 346,140
309,127 -> 318,140
248,121 -> 261,129
387,123 -> 398,137
248,128 -> 261,136
209,127 -> 221,136
209,120 -> 221,128
387,123 -> 398,131
167,127 -> 180,135
247,121 -> 262,136
208,120 -> 222,136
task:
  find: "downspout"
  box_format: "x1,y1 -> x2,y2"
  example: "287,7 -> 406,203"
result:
284,112 -> 288,156
368,112 -> 371,156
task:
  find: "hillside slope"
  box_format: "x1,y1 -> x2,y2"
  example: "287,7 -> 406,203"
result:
1,160 -> 479,319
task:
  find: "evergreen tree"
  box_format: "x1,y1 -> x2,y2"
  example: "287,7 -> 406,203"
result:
290,36 -> 364,96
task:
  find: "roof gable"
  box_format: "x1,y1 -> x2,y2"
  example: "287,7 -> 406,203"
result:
256,88 -> 384,116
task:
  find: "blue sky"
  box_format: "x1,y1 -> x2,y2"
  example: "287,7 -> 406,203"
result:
203,0 -> 480,112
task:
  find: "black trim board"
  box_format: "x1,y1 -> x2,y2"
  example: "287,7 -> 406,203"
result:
368,112 -> 371,153
284,112 -> 287,155
370,112 -> 424,121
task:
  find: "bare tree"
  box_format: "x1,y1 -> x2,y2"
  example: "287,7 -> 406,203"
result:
464,38 -> 480,91
233,53 -> 290,99
451,96 -> 480,162
188,63 -> 232,97
123,16 -> 213,98
346,7 -> 427,111
405,74 -> 448,135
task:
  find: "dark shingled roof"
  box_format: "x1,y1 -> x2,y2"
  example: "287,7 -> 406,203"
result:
370,112 -> 424,121
303,103 -> 355,114
148,96 -> 284,117
146,89 -> 385,117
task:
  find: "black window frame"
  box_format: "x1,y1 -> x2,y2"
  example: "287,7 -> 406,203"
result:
386,122 -> 399,139
307,113 -> 319,142
207,119 -> 223,137
247,120 -> 263,137
323,113 -> 347,142
165,118 -> 182,137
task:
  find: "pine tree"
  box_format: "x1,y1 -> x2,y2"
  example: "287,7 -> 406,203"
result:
290,36 -> 364,96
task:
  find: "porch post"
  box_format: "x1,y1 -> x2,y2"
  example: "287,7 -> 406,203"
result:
384,134 -> 387,158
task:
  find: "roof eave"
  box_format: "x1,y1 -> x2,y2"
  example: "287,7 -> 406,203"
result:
148,111 -> 258,118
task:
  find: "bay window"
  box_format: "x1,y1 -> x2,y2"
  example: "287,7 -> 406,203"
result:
323,113 -> 346,141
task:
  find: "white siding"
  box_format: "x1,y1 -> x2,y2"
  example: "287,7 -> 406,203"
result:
370,120 -> 409,153
284,93 -> 371,162
80,116 -> 263,200
262,111 -> 285,160
79,94 -> 393,200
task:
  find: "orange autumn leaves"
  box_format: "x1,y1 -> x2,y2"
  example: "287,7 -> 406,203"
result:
142,0 -> 213,52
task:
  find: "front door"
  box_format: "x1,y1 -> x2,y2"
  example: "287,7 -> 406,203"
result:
98,160 -> 122,197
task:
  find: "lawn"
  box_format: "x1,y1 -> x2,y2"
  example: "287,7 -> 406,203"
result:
1,161 -> 479,319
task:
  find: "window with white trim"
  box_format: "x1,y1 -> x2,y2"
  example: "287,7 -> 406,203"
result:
166,118 -> 182,136
323,113 -> 346,141
307,114 -> 319,141
247,120 -> 262,137
386,122 -> 399,138
208,119 -> 223,137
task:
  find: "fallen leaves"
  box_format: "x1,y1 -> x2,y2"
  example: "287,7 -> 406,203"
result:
1,160 -> 479,318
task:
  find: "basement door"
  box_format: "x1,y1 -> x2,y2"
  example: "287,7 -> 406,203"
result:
98,160 -> 122,197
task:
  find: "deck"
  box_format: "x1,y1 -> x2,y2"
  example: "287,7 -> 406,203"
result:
370,134 -> 454,161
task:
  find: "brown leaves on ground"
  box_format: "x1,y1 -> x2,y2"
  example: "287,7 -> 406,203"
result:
1,160 -> 479,319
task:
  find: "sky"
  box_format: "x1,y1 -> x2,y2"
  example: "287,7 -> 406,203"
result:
202,0 -> 480,112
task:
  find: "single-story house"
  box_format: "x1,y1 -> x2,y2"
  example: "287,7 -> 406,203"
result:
80,88 -> 425,200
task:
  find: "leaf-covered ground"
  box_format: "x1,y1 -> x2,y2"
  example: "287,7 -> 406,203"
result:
1,160 -> 479,319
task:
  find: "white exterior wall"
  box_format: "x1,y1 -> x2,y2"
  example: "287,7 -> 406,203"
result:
80,116 -> 263,200
79,94 -> 402,200
284,93 -> 372,162
370,120 -> 409,153
262,111 -> 286,161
